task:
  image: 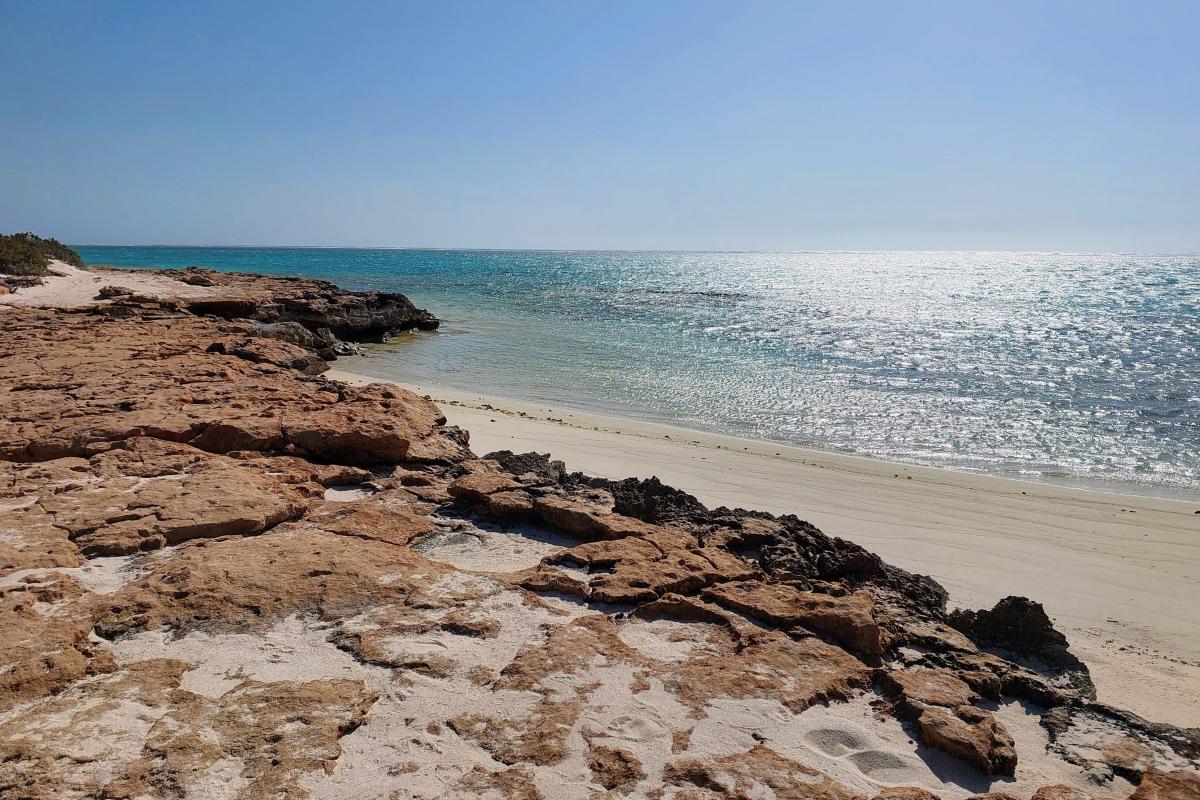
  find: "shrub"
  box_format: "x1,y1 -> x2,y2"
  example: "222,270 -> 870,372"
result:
0,233 -> 85,276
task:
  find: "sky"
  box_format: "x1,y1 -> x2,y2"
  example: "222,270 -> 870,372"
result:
1,1 -> 1197,251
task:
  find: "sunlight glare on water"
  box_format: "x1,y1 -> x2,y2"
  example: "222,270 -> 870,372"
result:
76,247 -> 1200,496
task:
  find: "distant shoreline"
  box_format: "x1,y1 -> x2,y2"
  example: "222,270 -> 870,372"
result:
77,245 -> 1200,256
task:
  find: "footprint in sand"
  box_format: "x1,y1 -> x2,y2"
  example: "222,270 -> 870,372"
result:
804,727 -> 870,757
599,714 -> 671,743
803,724 -> 923,783
847,749 -> 913,776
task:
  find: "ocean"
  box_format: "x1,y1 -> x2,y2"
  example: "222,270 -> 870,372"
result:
75,246 -> 1200,498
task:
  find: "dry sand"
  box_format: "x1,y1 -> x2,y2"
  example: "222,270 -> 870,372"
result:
107,559 -> 1123,799
0,260 -> 220,307
329,368 -> 1200,728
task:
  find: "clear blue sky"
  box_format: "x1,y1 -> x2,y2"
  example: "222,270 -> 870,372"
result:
1,1 -> 1197,251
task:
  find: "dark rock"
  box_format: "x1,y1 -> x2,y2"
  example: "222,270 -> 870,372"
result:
248,321 -> 319,348
178,273 -> 438,340
483,450 -> 566,483
605,476 -> 709,525
949,596 -> 1093,698
757,514 -> 949,613
0,275 -> 45,292
91,266 -> 440,342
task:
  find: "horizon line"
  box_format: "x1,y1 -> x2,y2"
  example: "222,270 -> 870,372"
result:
70,243 -> 1200,257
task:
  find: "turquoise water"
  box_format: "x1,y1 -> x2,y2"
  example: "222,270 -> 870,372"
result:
76,246 -> 1200,497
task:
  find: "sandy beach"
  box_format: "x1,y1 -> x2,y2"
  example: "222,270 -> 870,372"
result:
6,7 -> 1198,793
0,261 -> 222,307
330,367 -> 1200,728
3,258 -> 1196,798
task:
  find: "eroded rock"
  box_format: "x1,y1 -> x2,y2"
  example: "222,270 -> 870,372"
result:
703,580 -> 888,657
0,307 -> 469,465
0,658 -> 375,800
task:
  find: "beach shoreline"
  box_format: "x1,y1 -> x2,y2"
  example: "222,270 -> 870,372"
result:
4,258 -> 1196,797
330,366 -> 1200,728
345,345 -> 1200,504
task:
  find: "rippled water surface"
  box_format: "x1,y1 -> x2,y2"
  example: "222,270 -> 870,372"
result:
77,247 -> 1200,495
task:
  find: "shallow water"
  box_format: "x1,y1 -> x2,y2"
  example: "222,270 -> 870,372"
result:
76,247 -> 1200,496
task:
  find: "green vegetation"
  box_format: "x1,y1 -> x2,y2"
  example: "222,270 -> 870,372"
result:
0,233 -> 85,276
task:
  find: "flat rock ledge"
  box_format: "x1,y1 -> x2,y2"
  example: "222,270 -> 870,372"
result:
0,276 -> 1196,800
97,264 -> 441,341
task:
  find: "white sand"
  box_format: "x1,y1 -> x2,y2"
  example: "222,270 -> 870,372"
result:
328,564 -> 1036,800
0,555 -> 147,597
108,615 -> 393,698
0,260 -> 221,308
329,369 -> 1200,727
412,516 -> 581,573
323,486 -> 375,502
88,515 -> 1120,799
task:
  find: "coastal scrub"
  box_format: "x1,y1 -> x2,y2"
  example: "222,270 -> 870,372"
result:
0,232 -> 84,276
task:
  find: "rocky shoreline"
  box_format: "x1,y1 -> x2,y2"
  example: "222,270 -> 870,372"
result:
0,267 -> 1196,799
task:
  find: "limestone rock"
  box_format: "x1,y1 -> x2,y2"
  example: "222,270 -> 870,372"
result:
1030,786 -> 1093,800
92,528 -> 442,640
1128,768 -> 1200,799
703,580 -> 888,656
587,744 -> 646,792
18,439 -> 306,557
0,573 -> 115,712
671,629 -> 872,713
881,667 -> 981,708
874,789 -> 942,800
913,703 -> 1017,776
207,335 -> 330,375
0,308 -> 470,464
447,470 -> 524,504
882,666 -> 1016,775
0,658 -> 375,800
661,745 -> 862,799
453,766 -> 545,799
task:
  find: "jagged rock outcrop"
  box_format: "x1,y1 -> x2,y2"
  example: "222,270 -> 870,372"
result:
101,265 -> 439,339
1,271 -> 1196,800
950,596 -> 1095,698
